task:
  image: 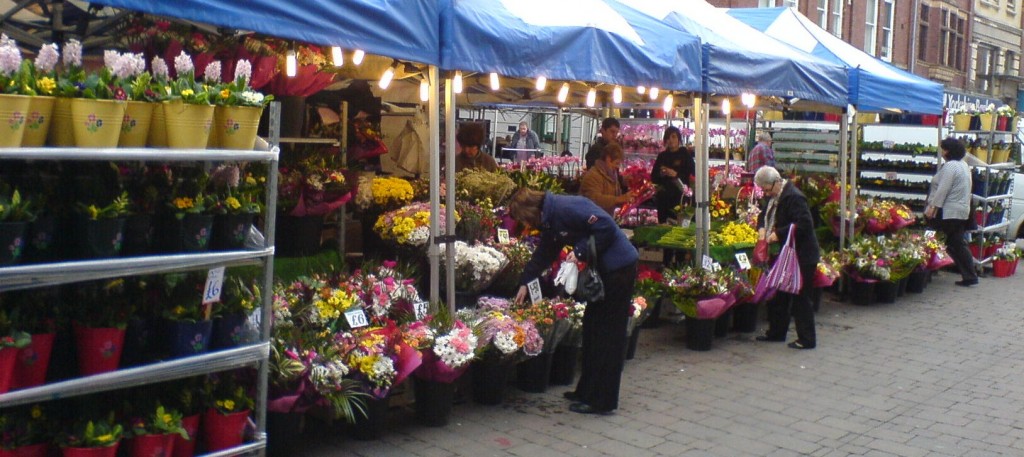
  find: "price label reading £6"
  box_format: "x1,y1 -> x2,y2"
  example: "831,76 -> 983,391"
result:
702,255 -> 714,271
735,253 -> 751,270
344,309 -> 369,329
527,278 -> 543,304
497,228 -> 510,244
202,267 -> 226,305
413,301 -> 430,320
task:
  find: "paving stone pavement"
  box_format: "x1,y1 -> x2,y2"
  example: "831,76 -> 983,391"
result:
276,271 -> 1024,456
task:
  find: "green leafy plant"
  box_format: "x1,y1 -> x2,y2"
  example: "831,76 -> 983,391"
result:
57,415 -> 123,448
0,404 -> 49,449
127,404 -> 188,439
0,189 -> 33,222
76,192 -> 129,220
204,374 -> 254,415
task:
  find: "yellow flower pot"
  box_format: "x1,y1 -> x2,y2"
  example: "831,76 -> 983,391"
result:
20,95 -> 55,147
856,113 -> 878,124
992,147 -> 1011,163
117,101 -> 155,147
148,101 -> 167,147
762,110 -> 783,121
952,113 -> 971,132
979,112 -> 996,131
71,98 -> 126,148
0,94 -> 30,147
47,97 -> 74,146
214,105 -> 263,150
970,147 -> 988,163
163,101 -> 215,149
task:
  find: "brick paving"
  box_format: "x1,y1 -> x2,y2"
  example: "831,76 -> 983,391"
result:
277,270 -> 1024,456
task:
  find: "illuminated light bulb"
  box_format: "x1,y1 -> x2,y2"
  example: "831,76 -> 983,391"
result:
612,86 -> 622,104
453,70 -> 463,94
663,93 -> 674,113
557,82 -> 569,103
331,47 -> 343,67
586,87 -> 597,107
722,98 -> 731,115
420,78 -> 429,102
741,92 -> 756,108
490,72 -> 500,91
285,50 -> 297,77
637,85 -> 646,95
535,76 -> 547,91
378,65 -> 395,89
649,87 -> 659,100
352,49 -> 365,65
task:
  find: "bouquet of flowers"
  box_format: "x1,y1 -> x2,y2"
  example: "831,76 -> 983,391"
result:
488,238 -> 534,296
710,221 -> 758,246
506,168 -> 565,194
338,322 -> 416,398
354,175 -> 415,212
346,260 -> 422,320
455,169 -> 517,206
845,238 -> 891,281
439,241 -> 508,294
615,159 -> 657,223
408,306 -> 479,383
277,162 -> 351,217
373,202 -> 455,248
455,199 -> 499,243
709,192 -> 732,221
509,298 -> 573,353
459,297 -> 543,359
267,337 -> 366,421
633,265 -> 664,327
273,274 -> 360,333
664,266 -> 734,318
709,164 -> 745,189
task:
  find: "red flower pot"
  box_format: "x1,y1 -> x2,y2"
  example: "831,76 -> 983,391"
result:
984,244 -> 999,259
11,443 -> 49,457
202,409 -> 249,452
172,414 -> 200,457
0,448 -> 12,457
993,259 -> 1015,278
13,333 -> 55,389
0,346 -> 18,394
128,433 -> 175,457
969,244 -> 982,259
73,324 -> 125,376
60,443 -> 119,457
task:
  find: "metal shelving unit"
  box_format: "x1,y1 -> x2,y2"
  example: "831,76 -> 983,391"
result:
0,103 -> 282,457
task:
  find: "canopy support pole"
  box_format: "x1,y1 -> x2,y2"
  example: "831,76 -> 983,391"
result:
445,76 -> 457,313
693,97 -> 710,265
838,107 -> 849,253
428,67 -> 441,305
847,110 -> 860,248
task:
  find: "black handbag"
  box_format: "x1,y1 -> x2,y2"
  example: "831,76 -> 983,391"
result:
573,236 -> 605,303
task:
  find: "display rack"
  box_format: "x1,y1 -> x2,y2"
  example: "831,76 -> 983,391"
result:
0,103 -> 282,457
767,122 -> 841,174
951,127 -> 1017,267
857,143 -> 939,212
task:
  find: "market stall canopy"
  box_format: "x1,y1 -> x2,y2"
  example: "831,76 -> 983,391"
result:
89,0 -> 440,66
441,0 -> 703,91
619,0 -> 848,107
727,6 -> 944,115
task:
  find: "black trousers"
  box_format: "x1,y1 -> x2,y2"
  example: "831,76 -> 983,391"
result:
574,262 -> 637,411
941,218 -> 978,282
765,263 -> 817,346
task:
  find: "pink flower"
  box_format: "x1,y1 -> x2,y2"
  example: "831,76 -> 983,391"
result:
173,50 -> 194,77
35,43 -> 59,73
151,57 -> 169,79
204,60 -> 222,84
62,39 -> 82,67
234,59 -> 252,87
0,36 -> 22,76
382,260 -> 398,269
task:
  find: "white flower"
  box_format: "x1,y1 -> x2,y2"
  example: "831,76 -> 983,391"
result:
0,39 -> 21,76
204,61 -> 222,83
35,43 -> 59,73
239,90 -> 264,106
62,39 -> 81,67
434,328 -> 478,369
493,330 -> 518,354
125,53 -> 146,77
152,57 -> 169,79
234,59 -> 252,87
173,50 -> 194,77
103,50 -> 120,70
0,34 -> 13,47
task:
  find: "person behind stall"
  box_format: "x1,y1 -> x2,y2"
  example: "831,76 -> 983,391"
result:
925,137 -> 978,287
509,121 -> 542,152
745,132 -> 776,172
510,188 -> 638,415
651,126 -> 695,266
580,142 -> 635,216
754,166 -> 819,349
584,117 -> 621,168
454,122 -> 498,172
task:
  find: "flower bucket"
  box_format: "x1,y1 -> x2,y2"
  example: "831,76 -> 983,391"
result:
47,97 -> 74,146
74,217 -> 125,259
10,443 -> 48,457
348,397 -> 387,441
992,148 -> 1011,164
25,214 -> 57,263
625,325 -> 642,360
163,102 -> 214,149
70,98 -> 126,148
714,309 -> 734,338
731,302 -> 758,333
685,316 -> 714,351
211,313 -> 248,350
516,352 -> 554,393
0,346 -> 18,394
848,277 -> 877,306
992,259 -> 1016,278
118,101 -> 155,147
979,112 -> 996,131
413,378 -> 456,427
20,95 -> 54,147
121,316 -> 155,368
471,352 -> 514,405
171,414 -> 200,457
148,102 -> 167,147
160,214 -> 214,253
875,280 -> 898,303
128,433 -> 175,457
122,213 -> 155,256
214,106 -> 262,150
548,343 -> 579,385
987,210 -> 1005,226
0,93 -> 30,147
953,113 -> 972,131
60,444 -> 119,457
167,319 -> 213,358
202,409 -> 249,452
0,221 -> 27,266
906,269 -> 929,293
12,333 -> 55,389
211,213 -> 254,251
997,116 -> 1012,131
73,324 -> 125,376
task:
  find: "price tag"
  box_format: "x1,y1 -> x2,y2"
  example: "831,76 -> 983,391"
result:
735,253 -> 751,270
681,218 -> 691,228
884,171 -> 898,180
344,309 -> 369,328
712,262 -> 722,272
497,228 -> 510,244
882,140 -> 895,149
412,301 -> 430,320
877,235 -> 886,243
202,267 -> 225,305
527,278 -> 543,304
702,255 -> 714,271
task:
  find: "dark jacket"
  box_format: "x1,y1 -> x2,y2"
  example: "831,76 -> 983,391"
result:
757,181 -> 820,268
584,137 -> 612,168
510,130 -> 541,150
650,147 -> 695,221
454,151 -> 498,173
520,193 -> 638,285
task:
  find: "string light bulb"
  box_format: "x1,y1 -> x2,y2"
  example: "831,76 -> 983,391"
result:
535,76 -> 547,91
637,85 -> 646,95
557,82 -> 570,103
419,77 -> 429,102
649,87 -> 659,101
453,70 -> 463,94
662,93 -> 674,113
331,47 -> 343,67
352,49 -> 365,65
489,72 -> 500,91
722,98 -> 731,116
378,62 -> 396,90
741,93 -> 756,108
586,87 -> 597,107
612,86 -> 622,104
285,48 -> 297,77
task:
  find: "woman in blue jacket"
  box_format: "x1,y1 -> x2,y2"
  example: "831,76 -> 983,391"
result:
510,188 -> 638,415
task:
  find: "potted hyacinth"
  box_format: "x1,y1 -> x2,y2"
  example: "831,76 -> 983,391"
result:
211,59 -> 273,150
208,164 -> 263,251
0,34 -> 31,147
18,41 -> 60,147
114,52 -> 157,147
163,50 -> 214,149
48,38 -> 85,146
70,50 -> 140,148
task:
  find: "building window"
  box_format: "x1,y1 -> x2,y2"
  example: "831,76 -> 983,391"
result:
918,5 -> 930,62
831,0 -> 843,38
864,0 -> 878,55
880,0 -> 895,62
783,0 -> 798,7
976,45 -> 997,93
1005,51 -> 1018,77
817,0 -> 828,28
758,0 -> 776,7
1008,0 -> 1017,14
940,8 -> 965,69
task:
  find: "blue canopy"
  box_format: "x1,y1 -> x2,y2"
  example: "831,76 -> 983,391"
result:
728,7 -> 944,115
620,0 -> 848,107
440,0 -> 703,91
90,0 -> 441,66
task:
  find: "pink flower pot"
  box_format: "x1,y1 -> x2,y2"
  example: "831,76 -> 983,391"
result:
202,409 -> 249,452
73,324 -> 125,376
13,333 -> 55,389
128,433 -> 175,457
171,414 -> 200,457
0,346 -> 18,394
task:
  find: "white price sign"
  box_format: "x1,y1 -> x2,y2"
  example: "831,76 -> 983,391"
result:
712,262 -> 722,272
924,230 -> 936,238
877,235 -> 886,243
884,172 -> 898,180
735,253 -> 751,271
413,301 -> 430,320
497,228 -> 510,244
202,267 -> 226,305
344,309 -> 369,328
702,255 -> 714,271
883,140 -> 895,149
527,278 -> 543,304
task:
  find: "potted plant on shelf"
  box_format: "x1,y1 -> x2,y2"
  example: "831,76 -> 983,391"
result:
0,34 -> 31,147
163,50 -> 214,149
211,276 -> 258,350
115,53 -> 159,147
991,244 -> 1020,278
120,164 -> 172,256
211,59 -> 273,150
0,309 -> 31,394
74,192 -> 128,259
0,188 -> 34,265
72,279 -> 133,375
16,41 -> 60,147
0,404 -> 51,457
167,379 -> 204,457
996,105 -> 1017,131
207,165 -> 263,251
6,290 -> 58,389
201,374 -> 254,453
57,414 -> 123,457
159,273 -> 214,358
70,50 -> 135,148
48,38 -> 86,146
125,404 -> 188,457
163,171 -> 215,253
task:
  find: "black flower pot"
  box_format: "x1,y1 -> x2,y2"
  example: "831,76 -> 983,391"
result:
75,217 -> 125,259
25,215 -> 57,263
413,378 -> 456,427
122,213 -> 155,256
275,214 -> 323,257
685,317 -> 714,351
731,302 -> 758,333
897,276 -> 909,297
625,325 -> 642,360
348,396 -> 388,441
121,316 -> 155,367
211,313 -> 249,350
548,343 -> 579,385
714,309 -> 734,338
516,352 -> 554,393
166,319 -> 213,358
212,213 -> 255,251
0,221 -> 27,266
849,279 -> 876,305
471,352 -> 514,405
875,280 -> 898,303
906,269 -> 928,293
160,214 -> 214,253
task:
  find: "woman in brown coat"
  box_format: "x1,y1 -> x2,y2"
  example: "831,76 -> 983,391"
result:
580,142 -> 635,216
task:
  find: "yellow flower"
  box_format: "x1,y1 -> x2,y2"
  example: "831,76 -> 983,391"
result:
37,77 -> 56,94
245,176 -> 257,186
172,305 -> 186,316
181,88 -> 195,97
225,197 -> 241,210
173,197 -> 194,210
96,434 -> 113,444
31,405 -> 42,419
87,205 -> 99,220
224,399 -> 235,411
161,413 -> 172,424
220,89 -> 231,99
